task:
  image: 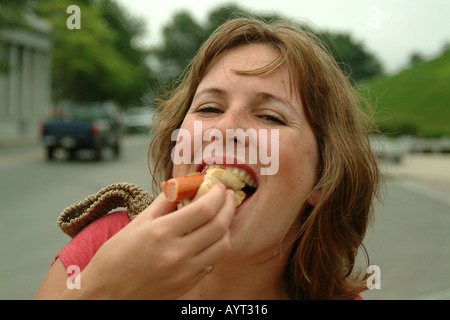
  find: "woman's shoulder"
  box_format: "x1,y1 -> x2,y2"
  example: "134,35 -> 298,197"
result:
53,210 -> 130,271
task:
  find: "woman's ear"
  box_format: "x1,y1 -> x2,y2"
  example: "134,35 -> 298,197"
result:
307,188 -> 321,206
307,176 -> 321,206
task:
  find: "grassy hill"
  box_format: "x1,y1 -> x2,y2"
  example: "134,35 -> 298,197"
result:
361,50 -> 450,137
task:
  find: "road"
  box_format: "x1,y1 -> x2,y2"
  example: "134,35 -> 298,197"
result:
0,134 -> 154,299
0,138 -> 449,299
361,154 -> 450,300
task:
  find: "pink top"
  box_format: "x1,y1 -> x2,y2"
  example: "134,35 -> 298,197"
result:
53,210 -> 130,271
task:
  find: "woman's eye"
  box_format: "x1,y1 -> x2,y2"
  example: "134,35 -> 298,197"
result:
260,115 -> 286,125
196,106 -> 223,114
195,105 -> 286,125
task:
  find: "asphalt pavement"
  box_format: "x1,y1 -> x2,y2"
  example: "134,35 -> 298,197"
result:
361,154 -> 450,300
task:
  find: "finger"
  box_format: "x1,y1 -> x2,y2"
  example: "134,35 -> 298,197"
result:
184,189 -> 236,254
181,228 -> 232,285
161,183 -> 228,236
192,228 -> 232,275
132,192 -> 178,223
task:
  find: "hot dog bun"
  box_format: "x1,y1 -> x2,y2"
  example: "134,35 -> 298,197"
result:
192,168 -> 245,207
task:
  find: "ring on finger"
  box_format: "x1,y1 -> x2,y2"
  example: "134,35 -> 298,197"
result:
203,265 -> 214,275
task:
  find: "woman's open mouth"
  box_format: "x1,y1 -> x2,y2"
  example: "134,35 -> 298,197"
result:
199,163 -> 258,207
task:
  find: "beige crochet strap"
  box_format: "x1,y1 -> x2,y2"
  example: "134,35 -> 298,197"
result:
57,182 -> 154,238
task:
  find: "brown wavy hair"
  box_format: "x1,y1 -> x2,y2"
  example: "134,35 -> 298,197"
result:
148,17 -> 381,299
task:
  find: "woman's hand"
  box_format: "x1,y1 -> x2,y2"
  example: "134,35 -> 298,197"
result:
69,183 -> 235,299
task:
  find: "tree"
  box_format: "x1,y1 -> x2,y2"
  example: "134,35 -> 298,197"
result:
0,0 -> 30,29
150,4 -> 383,87
150,5 -> 283,86
409,51 -> 424,66
442,41 -> 450,53
317,32 -> 383,82
150,11 -> 207,84
35,0 -> 152,107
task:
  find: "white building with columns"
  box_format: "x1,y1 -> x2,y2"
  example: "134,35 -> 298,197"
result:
0,13 -> 52,146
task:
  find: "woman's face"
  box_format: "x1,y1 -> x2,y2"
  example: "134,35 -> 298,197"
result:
172,44 -> 320,262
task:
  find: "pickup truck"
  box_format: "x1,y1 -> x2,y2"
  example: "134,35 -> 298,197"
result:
41,102 -> 122,161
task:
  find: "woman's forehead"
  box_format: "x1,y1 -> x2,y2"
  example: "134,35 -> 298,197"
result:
195,44 -> 302,112
220,44 -> 280,71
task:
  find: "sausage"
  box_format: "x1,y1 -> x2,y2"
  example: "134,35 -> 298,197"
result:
162,174 -> 204,202
162,168 -> 246,207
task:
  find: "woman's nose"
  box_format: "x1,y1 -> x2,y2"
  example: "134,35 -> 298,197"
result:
211,108 -> 250,147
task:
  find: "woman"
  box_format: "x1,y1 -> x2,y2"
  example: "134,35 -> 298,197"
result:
35,17 -> 380,299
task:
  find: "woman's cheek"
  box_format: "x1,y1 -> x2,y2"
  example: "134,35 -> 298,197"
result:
276,137 -> 315,196
171,119 -> 196,178
276,146 -> 299,190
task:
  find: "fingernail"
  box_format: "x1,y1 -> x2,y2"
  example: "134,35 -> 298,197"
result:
215,183 -> 226,190
227,189 -> 235,198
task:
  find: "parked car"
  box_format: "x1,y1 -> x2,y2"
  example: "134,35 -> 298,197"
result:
41,102 -> 122,160
123,106 -> 154,134
369,135 -> 413,163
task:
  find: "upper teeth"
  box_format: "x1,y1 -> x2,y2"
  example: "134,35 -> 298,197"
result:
204,165 -> 257,188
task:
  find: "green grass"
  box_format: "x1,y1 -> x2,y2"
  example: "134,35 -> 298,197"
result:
360,50 -> 450,137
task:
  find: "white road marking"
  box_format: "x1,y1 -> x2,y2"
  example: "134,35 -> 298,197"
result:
392,177 -> 450,208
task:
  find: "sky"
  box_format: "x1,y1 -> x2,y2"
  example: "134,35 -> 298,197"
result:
115,0 -> 450,74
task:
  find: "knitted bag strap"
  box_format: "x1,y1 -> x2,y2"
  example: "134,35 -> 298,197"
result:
57,182 -> 154,238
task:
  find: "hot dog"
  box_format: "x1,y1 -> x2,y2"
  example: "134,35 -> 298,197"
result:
163,168 -> 246,207
162,173 -> 204,202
